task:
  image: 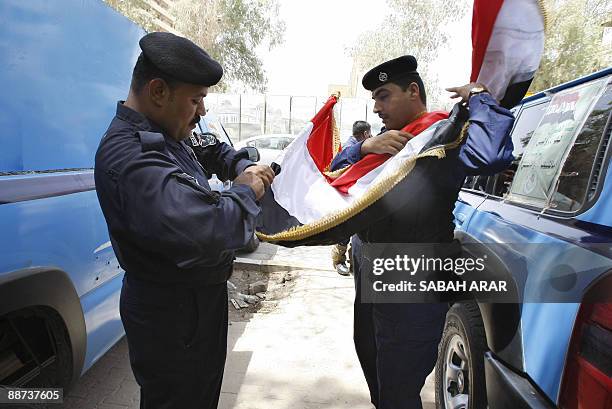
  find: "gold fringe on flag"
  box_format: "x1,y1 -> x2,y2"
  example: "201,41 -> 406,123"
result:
537,0 -> 549,32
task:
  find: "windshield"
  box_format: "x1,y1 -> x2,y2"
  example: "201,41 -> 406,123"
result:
198,115 -> 233,146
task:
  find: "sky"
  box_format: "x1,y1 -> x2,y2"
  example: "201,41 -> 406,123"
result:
257,0 -> 474,104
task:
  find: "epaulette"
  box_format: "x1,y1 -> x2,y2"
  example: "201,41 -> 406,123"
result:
137,131 -> 166,152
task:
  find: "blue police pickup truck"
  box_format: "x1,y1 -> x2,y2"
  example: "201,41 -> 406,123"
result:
437,68 -> 612,409
0,0 -> 145,389
0,0 -> 258,390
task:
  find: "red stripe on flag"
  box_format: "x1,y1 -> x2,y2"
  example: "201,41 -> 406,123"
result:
470,0 -> 504,83
306,95 -> 339,173
329,111 -> 449,193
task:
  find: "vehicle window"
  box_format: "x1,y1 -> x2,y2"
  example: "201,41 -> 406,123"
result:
506,78 -> 608,208
278,137 -> 294,150
200,115 -> 232,146
463,176 -> 478,190
256,139 -> 272,149
268,138 -> 282,150
461,102 -> 550,196
269,137 -> 293,150
510,101 -> 551,159
462,175 -> 489,192
551,83 -> 612,211
217,123 -> 233,146
487,101 -> 551,197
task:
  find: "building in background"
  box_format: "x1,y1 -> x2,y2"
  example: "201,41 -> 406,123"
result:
104,0 -> 182,35
141,0 -> 180,34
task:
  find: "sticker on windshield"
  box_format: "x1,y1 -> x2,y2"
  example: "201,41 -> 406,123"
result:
507,78 -> 607,207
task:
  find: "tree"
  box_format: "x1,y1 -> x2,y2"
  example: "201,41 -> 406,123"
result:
105,0 -> 160,32
104,0 -> 285,93
530,0 -> 612,92
172,0 -> 285,92
347,0 -> 469,108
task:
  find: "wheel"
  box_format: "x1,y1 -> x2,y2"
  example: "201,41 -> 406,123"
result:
1,307 -> 72,389
242,234 -> 260,253
435,302 -> 487,409
38,308 -> 73,389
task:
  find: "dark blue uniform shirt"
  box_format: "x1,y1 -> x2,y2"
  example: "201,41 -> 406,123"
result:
95,102 -> 259,285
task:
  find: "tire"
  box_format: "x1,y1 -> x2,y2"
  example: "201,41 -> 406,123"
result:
27,308 -> 73,390
435,301 -> 487,409
2,307 -> 73,390
242,234 -> 260,253
40,309 -> 73,389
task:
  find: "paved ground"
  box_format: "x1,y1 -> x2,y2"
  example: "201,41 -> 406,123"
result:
55,244 -> 435,409
235,242 -> 336,271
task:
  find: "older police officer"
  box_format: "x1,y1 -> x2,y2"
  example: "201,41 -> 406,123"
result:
94,32 -> 274,409
330,56 -> 515,409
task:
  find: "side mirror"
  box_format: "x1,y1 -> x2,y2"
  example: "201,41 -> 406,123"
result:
244,146 -> 260,162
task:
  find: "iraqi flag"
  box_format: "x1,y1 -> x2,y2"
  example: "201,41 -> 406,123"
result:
256,100 -> 468,246
471,0 -> 546,108
257,0 -> 546,246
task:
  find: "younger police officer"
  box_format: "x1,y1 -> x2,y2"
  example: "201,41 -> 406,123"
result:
330,56 -> 515,409
94,33 -> 274,409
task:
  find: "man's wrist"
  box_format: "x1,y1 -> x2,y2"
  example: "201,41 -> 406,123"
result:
235,160 -> 255,176
468,83 -> 489,99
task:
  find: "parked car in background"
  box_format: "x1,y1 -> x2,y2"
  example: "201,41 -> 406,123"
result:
437,67 -> 612,409
234,134 -> 296,166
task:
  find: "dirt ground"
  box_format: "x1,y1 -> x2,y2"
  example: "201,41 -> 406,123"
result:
227,269 -> 299,321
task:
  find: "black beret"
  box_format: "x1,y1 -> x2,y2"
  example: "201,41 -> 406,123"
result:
139,32 -> 223,86
362,55 -> 419,91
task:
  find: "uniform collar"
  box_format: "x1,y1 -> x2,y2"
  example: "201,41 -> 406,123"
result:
115,101 -> 188,149
115,101 -> 165,134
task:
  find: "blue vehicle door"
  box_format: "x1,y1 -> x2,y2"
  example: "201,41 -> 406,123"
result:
461,76 -> 612,404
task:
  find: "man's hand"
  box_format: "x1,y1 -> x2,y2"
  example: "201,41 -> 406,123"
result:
244,165 -> 275,188
234,165 -> 275,200
361,130 -> 414,156
446,83 -> 489,103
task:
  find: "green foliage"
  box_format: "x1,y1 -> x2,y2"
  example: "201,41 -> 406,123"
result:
173,0 -> 285,92
104,0 -> 285,93
347,0 -> 469,108
530,0 -> 612,92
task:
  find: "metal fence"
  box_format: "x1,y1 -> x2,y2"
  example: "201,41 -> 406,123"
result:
205,93 -> 383,143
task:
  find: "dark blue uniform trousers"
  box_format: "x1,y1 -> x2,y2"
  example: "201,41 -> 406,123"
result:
120,275 -> 228,409
352,238 -> 449,409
